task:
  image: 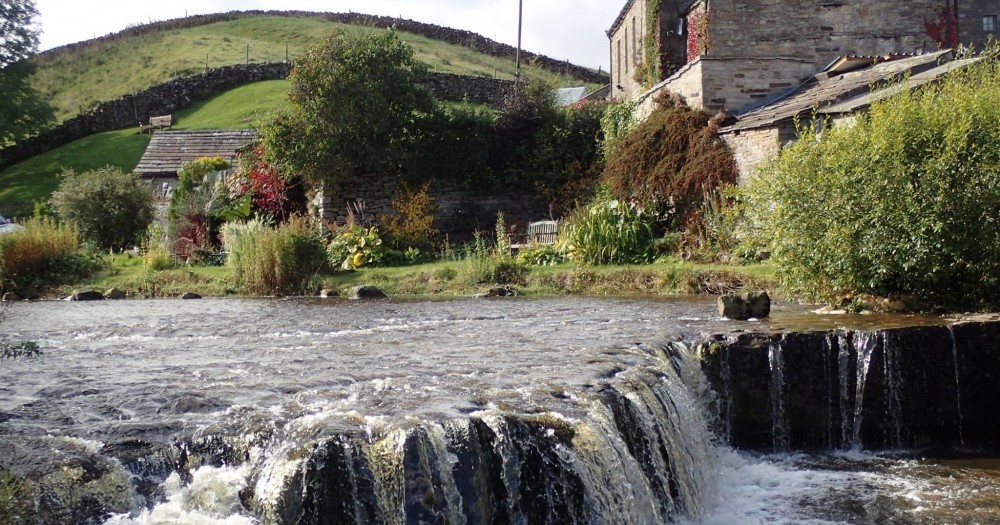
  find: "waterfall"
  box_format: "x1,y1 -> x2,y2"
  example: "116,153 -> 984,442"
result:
850,331 -> 878,450
105,341 -> 720,524
768,344 -> 790,451
947,326 -> 966,447
882,332 -> 904,449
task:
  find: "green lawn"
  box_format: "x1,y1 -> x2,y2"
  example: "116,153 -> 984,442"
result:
0,80 -> 290,218
33,15 -> 597,123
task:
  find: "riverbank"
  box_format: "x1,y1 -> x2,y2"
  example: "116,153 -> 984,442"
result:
49,253 -> 777,300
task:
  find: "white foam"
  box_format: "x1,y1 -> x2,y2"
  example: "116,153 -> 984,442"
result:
104,465 -> 255,525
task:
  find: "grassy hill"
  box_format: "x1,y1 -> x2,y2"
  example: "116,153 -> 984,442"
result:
34,14 -> 599,122
0,80 -> 289,218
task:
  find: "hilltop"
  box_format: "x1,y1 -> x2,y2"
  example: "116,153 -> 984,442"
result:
32,11 -> 607,123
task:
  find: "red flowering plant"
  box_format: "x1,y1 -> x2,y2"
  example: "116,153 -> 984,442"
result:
224,143 -> 291,222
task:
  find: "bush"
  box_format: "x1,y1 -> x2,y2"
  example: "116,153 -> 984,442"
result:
516,244 -> 566,266
561,197 -> 658,265
50,166 -> 154,250
602,93 -> 738,225
383,181 -> 439,251
744,56 -> 1000,307
327,225 -> 385,271
225,216 -> 325,295
0,218 -> 98,295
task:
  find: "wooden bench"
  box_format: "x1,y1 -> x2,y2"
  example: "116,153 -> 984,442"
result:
139,115 -> 173,133
510,220 -> 558,251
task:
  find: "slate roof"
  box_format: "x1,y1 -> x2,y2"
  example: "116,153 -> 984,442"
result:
720,50 -> 967,134
135,130 -> 257,177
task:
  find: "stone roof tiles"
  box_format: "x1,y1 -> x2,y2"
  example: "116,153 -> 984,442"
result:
720,50 -> 956,134
135,129 -> 257,177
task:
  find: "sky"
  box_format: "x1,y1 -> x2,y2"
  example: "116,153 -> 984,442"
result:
33,0 -> 624,72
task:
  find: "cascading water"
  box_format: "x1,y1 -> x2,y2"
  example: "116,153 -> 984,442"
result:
2,298 -> 999,524
947,326 -> 966,448
850,331 -> 878,450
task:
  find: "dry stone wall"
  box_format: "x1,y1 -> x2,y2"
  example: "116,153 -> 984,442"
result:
311,174 -> 548,238
0,64 -> 514,171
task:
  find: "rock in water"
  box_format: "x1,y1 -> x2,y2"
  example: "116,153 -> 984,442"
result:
71,290 -> 104,301
746,291 -> 771,319
104,288 -> 126,300
2,292 -> 19,302
349,285 -> 387,300
718,293 -> 749,320
319,289 -> 339,298
181,292 -> 202,300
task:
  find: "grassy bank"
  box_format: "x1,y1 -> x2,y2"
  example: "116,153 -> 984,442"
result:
55,255 -> 776,299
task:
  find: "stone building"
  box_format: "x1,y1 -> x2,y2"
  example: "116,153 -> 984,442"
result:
607,0 -> 996,177
608,0 -> 994,115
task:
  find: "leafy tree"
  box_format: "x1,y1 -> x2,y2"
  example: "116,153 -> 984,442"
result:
260,29 -> 433,186
0,0 -> 54,143
50,166 -> 154,250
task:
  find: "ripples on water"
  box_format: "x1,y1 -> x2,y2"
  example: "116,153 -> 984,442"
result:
1,297 -> 997,524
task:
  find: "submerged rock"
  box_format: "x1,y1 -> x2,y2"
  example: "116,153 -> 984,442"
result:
2,291 -> 19,302
349,285 -> 387,300
181,292 -> 202,300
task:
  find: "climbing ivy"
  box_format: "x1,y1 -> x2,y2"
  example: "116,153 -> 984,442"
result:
638,0 -> 664,89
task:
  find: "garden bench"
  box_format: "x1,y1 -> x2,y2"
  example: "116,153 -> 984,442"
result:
139,115 -> 173,133
510,220 -> 558,251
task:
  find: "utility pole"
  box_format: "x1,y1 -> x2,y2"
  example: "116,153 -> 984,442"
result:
515,0 -> 523,80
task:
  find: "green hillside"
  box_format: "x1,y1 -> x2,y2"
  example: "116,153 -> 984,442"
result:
34,15 -> 597,122
0,80 -> 289,218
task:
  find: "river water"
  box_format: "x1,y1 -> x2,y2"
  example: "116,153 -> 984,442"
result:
0,297 -> 998,524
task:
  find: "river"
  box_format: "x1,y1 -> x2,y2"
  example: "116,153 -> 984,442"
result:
0,298 -> 997,524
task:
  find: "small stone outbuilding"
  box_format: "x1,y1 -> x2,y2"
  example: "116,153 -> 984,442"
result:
135,129 -> 257,192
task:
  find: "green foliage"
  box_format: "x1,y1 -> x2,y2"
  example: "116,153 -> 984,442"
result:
50,166 -> 154,250
602,94 -> 738,225
225,216 -> 325,295
516,244 -> 566,266
169,157 -> 232,251
327,225 -> 385,271
641,0 -> 665,87
0,217 -> 100,295
562,197 -> 658,265
0,0 -> 54,143
744,57 -> 1000,308
141,225 -> 174,271
600,100 -> 637,154
260,29 -> 433,185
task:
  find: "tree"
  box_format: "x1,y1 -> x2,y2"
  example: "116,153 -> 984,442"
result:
0,0 -> 54,143
50,167 -> 154,251
259,29 -> 433,186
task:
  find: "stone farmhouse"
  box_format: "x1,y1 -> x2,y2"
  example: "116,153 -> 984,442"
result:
608,0 -> 997,177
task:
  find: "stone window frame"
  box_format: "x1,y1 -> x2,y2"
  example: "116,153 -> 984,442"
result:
984,15 -> 997,32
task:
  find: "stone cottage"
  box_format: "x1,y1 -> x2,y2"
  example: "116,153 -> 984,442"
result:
607,0 -> 997,175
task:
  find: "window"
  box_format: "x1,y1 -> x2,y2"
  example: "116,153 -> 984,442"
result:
632,16 -> 638,60
625,28 -> 629,74
985,15 -> 997,32
616,39 -> 622,85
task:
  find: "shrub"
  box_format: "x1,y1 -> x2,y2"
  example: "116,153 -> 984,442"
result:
602,93 -> 738,225
383,181 -> 439,251
327,225 -> 385,271
516,244 -> 566,266
561,197 -> 658,265
744,56 -> 1000,307
226,216 -> 325,295
50,166 -> 154,250
0,218 -> 98,295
